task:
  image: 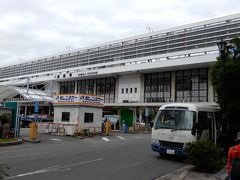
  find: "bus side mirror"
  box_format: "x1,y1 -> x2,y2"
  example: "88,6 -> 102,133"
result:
191,128 -> 196,136
191,123 -> 198,136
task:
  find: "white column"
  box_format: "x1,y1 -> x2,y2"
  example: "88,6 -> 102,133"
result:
115,77 -> 119,103
93,79 -> 97,95
140,74 -> 145,103
171,71 -> 176,102
208,69 -> 214,102
74,80 -> 78,94
24,105 -> 27,116
139,108 -> 142,123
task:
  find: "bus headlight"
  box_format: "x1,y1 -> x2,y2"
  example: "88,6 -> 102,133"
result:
151,139 -> 160,146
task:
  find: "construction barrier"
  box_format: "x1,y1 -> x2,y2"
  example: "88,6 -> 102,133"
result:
43,122 -> 101,137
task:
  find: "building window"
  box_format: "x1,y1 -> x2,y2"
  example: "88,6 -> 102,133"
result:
60,81 -> 75,94
175,68 -> 208,102
126,88 -> 128,93
122,88 -> 124,94
77,79 -> 94,95
62,112 -> 70,122
130,88 -> 132,93
84,113 -> 94,123
144,72 -> 171,102
96,77 -> 116,103
135,88 -> 137,93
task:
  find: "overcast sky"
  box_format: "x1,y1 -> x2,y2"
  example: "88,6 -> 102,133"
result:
0,0 -> 240,66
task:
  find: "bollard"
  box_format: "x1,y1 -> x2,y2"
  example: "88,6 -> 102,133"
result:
29,122 -> 38,140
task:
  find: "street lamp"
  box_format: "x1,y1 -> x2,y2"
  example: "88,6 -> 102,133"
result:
217,39 -> 229,112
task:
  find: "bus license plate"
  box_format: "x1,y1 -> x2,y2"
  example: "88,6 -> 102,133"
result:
166,149 -> 175,154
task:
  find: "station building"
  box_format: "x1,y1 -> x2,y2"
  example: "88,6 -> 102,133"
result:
0,13 -> 240,129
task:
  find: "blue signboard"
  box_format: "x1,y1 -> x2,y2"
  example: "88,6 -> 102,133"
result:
34,101 -> 39,113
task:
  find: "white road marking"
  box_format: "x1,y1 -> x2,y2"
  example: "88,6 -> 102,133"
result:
117,136 -> 125,140
6,158 -> 104,179
135,136 -> 144,139
50,138 -> 62,141
102,137 -> 110,141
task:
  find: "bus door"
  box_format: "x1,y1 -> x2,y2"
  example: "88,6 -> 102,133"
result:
197,111 -> 215,143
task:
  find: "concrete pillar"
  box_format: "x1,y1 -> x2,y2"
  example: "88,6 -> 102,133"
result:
140,74 -> 145,103
49,105 -> 51,115
117,109 -> 121,129
139,107 -> 142,123
93,79 -> 97,95
208,69 -> 214,102
171,71 -> 176,102
115,77 -> 119,103
24,105 -> 27,116
74,80 -> 78,94
133,107 -> 137,131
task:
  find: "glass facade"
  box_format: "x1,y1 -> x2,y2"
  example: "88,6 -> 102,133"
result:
1,14 -> 240,79
96,77 -> 116,103
175,68 -> 208,102
60,81 -> 75,94
77,79 -> 94,95
144,72 -> 171,102
58,77 -> 116,103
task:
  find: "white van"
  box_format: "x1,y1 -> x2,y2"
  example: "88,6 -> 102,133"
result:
151,103 -> 220,156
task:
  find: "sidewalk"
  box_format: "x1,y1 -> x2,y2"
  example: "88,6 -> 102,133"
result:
155,165 -> 228,180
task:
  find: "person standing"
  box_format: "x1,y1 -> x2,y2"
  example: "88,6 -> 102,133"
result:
227,131 -> 240,180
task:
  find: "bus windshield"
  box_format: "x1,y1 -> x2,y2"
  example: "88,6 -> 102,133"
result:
154,109 -> 196,130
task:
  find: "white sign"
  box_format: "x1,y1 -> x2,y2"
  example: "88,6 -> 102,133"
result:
54,94 -> 104,105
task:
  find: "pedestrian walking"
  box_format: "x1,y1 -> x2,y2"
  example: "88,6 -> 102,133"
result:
227,131 -> 240,180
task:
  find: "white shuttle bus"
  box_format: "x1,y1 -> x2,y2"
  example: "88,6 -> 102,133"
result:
151,103 -> 220,157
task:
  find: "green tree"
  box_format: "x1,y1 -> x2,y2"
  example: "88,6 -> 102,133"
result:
210,37 -> 240,131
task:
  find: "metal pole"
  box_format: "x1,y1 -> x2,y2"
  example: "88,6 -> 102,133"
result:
222,54 -> 226,112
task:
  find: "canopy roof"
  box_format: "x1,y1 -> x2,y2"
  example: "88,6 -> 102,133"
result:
0,85 -> 53,102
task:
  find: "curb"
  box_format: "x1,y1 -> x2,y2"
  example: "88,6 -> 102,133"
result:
0,138 -> 23,147
154,165 -> 228,180
154,165 -> 193,180
22,138 -> 41,143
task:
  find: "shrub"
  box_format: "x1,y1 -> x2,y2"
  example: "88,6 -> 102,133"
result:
187,140 -> 224,173
0,114 -> 10,124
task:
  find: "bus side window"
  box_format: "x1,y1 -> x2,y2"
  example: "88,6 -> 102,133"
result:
198,112 -> 210,141
198,111 -> 215,142
198,112 -> 208,130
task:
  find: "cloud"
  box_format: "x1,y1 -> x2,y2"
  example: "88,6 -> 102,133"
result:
0,0 -> 240,66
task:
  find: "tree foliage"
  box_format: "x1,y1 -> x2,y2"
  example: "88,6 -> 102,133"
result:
210,37 -> 240,129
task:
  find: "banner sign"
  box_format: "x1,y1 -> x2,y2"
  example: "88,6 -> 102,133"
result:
54,94 -> 104,105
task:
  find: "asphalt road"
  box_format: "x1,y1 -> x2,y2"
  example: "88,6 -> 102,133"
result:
0,128 -> 185,180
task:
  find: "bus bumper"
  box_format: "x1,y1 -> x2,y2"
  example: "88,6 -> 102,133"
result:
151,143 -> 187,157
